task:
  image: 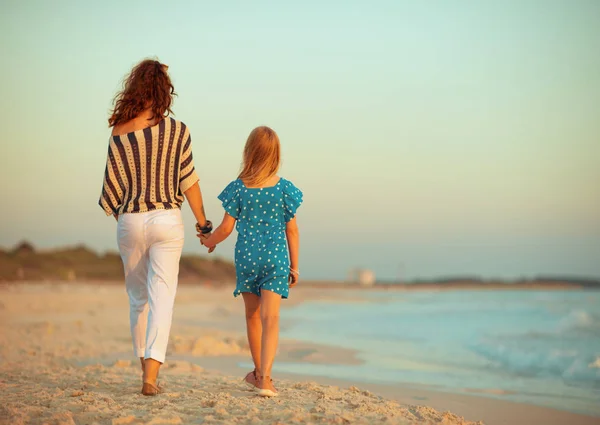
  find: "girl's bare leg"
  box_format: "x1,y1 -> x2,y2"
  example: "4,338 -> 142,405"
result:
259,289 -> 281,392
242,292 -> 262,385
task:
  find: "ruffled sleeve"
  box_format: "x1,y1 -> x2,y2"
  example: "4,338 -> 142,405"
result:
282,179 -> 303,222
218,180 -> 242,219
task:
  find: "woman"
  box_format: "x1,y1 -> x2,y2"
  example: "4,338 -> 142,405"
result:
98,59 -> 213,396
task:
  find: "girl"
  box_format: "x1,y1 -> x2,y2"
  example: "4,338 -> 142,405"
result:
199,126 -> 303,397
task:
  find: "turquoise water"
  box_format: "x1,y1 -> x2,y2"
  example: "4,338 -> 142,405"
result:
275,289 -> 600,416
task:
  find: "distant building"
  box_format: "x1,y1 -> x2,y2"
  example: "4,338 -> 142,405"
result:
348,268 -> 376,286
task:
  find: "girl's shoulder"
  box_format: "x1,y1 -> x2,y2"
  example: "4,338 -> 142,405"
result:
224,178 -> 243,189
278,177 -> 301,192
218,179 -> 243,198
227,177 -> 301,193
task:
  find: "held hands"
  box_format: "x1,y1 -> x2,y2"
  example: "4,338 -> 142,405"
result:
198,233 -> 216,253
196,221 -> 215,253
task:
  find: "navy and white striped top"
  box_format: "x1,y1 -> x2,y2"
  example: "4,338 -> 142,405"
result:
99,117 -> 199,216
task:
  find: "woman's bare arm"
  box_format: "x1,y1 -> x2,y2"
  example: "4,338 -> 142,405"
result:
184,182 -> 208,227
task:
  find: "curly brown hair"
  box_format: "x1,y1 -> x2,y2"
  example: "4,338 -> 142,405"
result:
108,59 -> 176,127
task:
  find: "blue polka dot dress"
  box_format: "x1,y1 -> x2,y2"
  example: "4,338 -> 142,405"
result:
218,178 -> 303,299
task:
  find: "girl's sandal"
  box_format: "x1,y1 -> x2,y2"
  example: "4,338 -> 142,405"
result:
141,381 -> 162,396
243,369 -> 259,389
257,376 -> 278,397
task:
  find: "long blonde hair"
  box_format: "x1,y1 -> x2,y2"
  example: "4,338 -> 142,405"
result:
238,126 -> 281,186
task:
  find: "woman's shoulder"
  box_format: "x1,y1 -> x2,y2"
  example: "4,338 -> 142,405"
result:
169,117 -> 184,125
168,117 -> 190,132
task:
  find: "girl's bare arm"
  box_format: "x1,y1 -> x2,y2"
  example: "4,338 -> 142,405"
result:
286,217 -> 300,284
199,212 -> 236,248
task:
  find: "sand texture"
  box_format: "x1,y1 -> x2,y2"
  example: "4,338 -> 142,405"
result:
0,282 -> 487,425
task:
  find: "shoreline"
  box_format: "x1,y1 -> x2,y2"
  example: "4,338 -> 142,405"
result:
2,279 -> 598,292
193,355 -> 600,425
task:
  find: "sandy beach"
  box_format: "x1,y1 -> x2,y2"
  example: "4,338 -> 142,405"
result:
0,283 -> 598,425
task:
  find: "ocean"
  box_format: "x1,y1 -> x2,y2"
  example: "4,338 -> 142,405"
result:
274,289 -> 600,416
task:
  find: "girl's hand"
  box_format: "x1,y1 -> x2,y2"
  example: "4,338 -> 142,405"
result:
197,213 -> 235,255
288,270 -> 299,288
198,233 -> 216,253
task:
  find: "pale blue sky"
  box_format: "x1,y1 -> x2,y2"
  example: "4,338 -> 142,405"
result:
1,0 -> 599,280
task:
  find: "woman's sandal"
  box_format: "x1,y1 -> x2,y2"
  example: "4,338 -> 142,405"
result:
257,376 -> 278,397
141,381 -> 162,396
243,369 -> 259,390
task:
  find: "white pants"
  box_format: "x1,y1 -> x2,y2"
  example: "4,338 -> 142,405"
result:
117,208 -> 184,363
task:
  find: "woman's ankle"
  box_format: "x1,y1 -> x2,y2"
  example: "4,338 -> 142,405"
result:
143,358 -> 161,383
143,371 -> 158,384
